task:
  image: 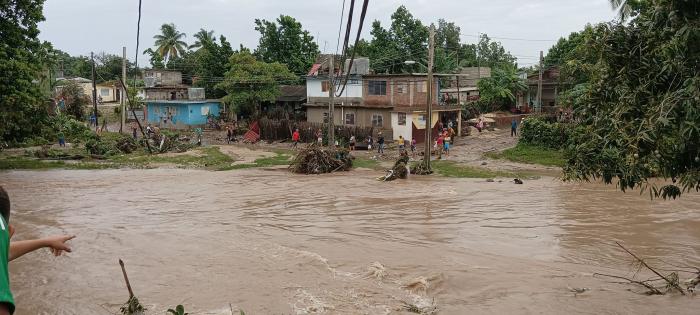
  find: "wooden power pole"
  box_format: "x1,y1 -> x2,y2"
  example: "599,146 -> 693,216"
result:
328,55 -> 335,147
423,24 -> 436,171
91,52 -> 98,131
121,46 -> 127,133
537,50 -> 543,113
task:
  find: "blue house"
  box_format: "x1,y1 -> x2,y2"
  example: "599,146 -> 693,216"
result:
145,100 -> 222,129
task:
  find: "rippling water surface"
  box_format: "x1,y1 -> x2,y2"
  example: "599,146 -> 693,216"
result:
2,169 -> 698,314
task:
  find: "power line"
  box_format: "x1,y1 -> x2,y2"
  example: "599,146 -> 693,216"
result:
462,34 -> 558,42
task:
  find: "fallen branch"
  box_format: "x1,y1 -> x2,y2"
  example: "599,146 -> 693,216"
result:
594,273 -> 664,295
119,259 -> 145,315
616,242 -> 685,295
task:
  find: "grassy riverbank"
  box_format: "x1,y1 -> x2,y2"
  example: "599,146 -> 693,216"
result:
486,143 -> 565,167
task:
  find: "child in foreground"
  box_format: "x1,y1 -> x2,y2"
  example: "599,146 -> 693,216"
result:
0,186 -> 75,315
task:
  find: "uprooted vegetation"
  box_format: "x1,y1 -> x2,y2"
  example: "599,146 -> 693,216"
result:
289,146 -> 353,174
594,242 -> 699,296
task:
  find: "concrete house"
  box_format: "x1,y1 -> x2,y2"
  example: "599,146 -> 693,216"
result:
304,55 -> 375,127
143,69 -> 222,129
518,67 -> 560,112
363,74 -> 461,143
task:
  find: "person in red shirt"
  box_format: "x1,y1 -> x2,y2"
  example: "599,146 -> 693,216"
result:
436,134 -> 444,158
292,129 -> 300,148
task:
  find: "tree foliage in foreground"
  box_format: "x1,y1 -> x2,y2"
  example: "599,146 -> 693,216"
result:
0,0 -> 51,143
562,0 -> 700,199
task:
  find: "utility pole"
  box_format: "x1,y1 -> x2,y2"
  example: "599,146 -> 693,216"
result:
455,44 -> 462,137
477,32 -> 481,81
423,24 -> 436,171
328,55 -> 335,147
91,52 -> 98,131
537,50 -> 543,113
120,46 -> 127,133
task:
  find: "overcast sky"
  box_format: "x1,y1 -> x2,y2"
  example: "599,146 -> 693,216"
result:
39,0 -> 617,67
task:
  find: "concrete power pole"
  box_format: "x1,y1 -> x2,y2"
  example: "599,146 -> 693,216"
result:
537,50 -> 544,113
121,46 -> 127,133
423,24 -> 436,171
91,52 -> 98,131
328,55 -> 335,147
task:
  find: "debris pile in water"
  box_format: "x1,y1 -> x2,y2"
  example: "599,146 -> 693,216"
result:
380,153 -> 410,181
289,146 -> 353,174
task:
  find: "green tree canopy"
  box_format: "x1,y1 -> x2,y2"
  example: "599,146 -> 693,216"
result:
563,0 -> 700,199
215,52 -> 297,116
1,0 -> 52,143
476,66 -> 527,111
153,23 -> 188,63
254,15 -> 319,76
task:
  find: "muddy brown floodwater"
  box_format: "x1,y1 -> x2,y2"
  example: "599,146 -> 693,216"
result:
1,169 -> 699,314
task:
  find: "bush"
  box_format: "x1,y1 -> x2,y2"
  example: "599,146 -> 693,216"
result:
520,117 -> 572,149
86,132 -> 138,156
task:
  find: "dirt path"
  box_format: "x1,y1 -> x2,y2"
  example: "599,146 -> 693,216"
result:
215,145 -> 276,164
449,127 -> 561,175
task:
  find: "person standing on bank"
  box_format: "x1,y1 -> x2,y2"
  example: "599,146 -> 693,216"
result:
511,119 -> 518,137
292,129 -> 300,148
349,134 -> 356,151
377,133 -> 385,154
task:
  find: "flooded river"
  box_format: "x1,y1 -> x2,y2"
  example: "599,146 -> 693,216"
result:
1,169 -> 699,314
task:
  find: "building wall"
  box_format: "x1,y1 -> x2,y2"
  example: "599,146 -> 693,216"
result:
145,88 -> 189,101
306,77 -> 363,98
96,85 -> 117,102
363,77 -> 439,108
307,107 -> 392,130
146,102 -> 221,129
144,70 -> 182,86
391,112 -> 413,141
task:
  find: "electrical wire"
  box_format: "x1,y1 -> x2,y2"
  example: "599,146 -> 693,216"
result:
335,0 -> 369,97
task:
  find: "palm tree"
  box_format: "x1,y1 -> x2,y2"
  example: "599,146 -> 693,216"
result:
610,0 -> 637,20
189,29 -> 216,50
153,23 -> 187,63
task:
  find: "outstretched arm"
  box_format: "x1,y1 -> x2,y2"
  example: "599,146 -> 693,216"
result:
9,235 -> 75,261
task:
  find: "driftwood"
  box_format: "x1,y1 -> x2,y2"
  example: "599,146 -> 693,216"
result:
594,242 -> 696,296
594,273 -> 664,295
411,159 -> 433,175
119,259 -> 145,315
616,242 -> 685,295
289,145 -> 353,174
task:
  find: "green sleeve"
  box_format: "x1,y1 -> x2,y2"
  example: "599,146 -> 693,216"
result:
0,217 -> 15,314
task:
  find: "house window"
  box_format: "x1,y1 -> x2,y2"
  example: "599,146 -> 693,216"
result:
321,81 -> 330,92
398,112 -> 406,126
201,106 -> 210,115
416,81 -> 427,93
323,112 -> 329,123
345,113 -> 355,125
372,114 -> 383,127
397,82 -> 408,94
349,79 -> 360,85
368,80 -> 387,96
100,88 -> 110,97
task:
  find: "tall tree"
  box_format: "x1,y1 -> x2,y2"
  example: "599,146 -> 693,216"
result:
476,65 -> 527,111
563,0 -> 700,198
1,0 -> 52,142
216,51 -> 296,115
193,35 -> 235,98
476,34 -> 517,69
189,28 -> 215,50
153,23 -> 188,63
254,15 -> 319,76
